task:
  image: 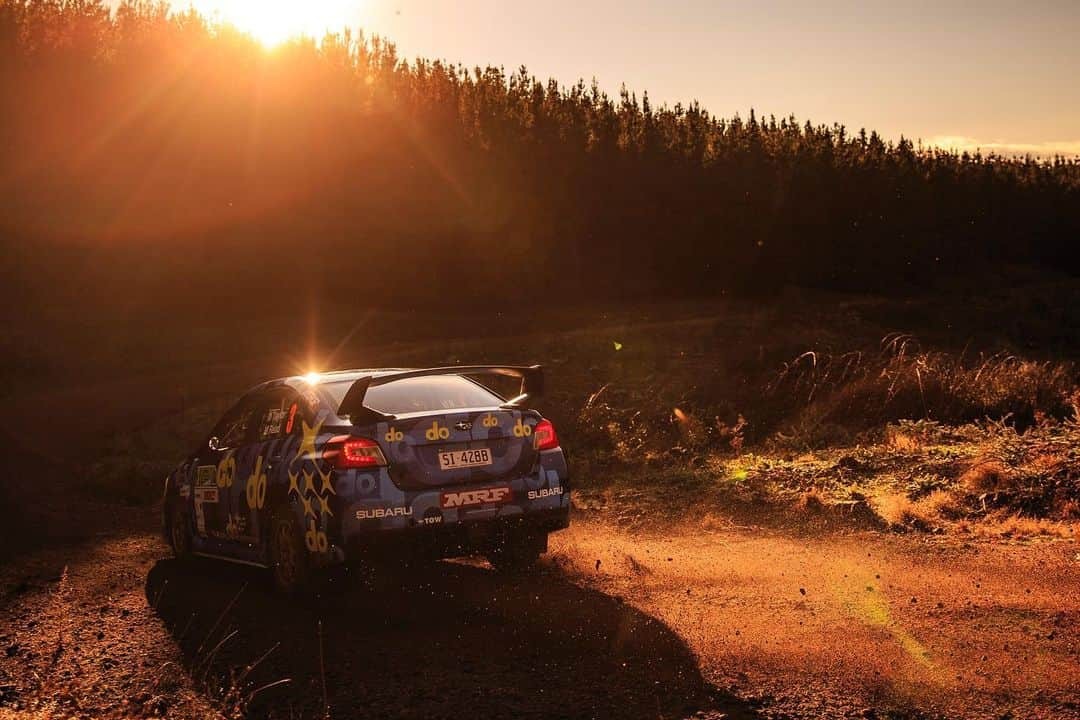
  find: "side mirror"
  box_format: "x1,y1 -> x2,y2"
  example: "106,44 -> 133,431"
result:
208,436 -> 223,451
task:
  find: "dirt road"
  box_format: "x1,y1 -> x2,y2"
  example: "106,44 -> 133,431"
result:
1,518 -> 1077,719
561,519 -> 1080,719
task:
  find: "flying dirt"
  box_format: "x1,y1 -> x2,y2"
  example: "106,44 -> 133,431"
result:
1,301 -> 1078,719
1,514 -> 1076,719
2,3 -> 1079,719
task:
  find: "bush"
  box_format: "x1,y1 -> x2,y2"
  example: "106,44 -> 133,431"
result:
86,454 -> 170,506
771,336 -> 1078,446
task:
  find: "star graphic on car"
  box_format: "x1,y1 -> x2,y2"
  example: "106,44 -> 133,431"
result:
293,418 -> 323,463
317,467 -> 336,496
300,493 -> 316,519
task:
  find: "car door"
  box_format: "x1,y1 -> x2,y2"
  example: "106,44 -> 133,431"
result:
194,398 -> 256,541
238,387 -> 300,548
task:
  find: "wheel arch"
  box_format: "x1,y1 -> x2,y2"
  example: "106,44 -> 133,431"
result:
261,481 -> 301,551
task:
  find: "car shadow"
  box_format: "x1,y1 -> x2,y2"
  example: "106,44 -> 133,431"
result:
146,557 -> 758,719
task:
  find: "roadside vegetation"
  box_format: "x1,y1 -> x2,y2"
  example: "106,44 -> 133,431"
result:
1,5 -> 1076,719
81,292 -> 1080,540
1,1 -> 1077,542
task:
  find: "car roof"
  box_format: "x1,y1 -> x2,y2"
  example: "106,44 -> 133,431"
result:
302,368 -> 413,382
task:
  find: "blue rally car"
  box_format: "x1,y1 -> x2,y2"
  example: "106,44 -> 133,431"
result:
162,366 -> 569,591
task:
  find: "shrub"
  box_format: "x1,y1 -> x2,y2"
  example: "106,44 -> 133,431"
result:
86,454 -> 170,506
771,336 -> 1078,445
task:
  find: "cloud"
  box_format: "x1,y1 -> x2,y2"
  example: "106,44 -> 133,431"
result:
923,136 -> 1080,159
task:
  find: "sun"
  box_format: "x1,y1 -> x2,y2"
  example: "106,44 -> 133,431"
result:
185,0 -> 363,47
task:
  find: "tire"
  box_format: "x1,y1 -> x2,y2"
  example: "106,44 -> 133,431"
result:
268,506 -> 311,594
168,503 -> 192,560
485,531 -> 547,573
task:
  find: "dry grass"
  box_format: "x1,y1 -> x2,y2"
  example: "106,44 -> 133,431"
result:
1055,499 -> 1080,520
958,460 -> 1017,496
795,488 -> 829,514
915,489 -> 962,518
872,490 -> 1067,535
68,300 -> 1080,542
689,412 -> 1080,537
884,426 -> 923,452
772,335 -> 1077,446
871,493 -> 923,529
957,514 -> 1078,539
871,490 -> 963,530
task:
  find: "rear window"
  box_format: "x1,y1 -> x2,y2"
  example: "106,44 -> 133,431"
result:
324,375 -> 503,415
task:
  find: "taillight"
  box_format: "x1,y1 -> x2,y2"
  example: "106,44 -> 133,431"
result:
533,419 -> 559,451
326,435 -> 387,469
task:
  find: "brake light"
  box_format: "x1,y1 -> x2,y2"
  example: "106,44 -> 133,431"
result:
326,435 -> 387,468
533,419 -> 559,451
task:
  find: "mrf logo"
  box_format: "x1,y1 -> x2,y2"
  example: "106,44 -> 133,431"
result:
440,486 -> 512,508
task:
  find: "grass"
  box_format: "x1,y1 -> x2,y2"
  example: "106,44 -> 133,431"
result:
956,514 -> 1077,539
769,336 -> 1078,447
691,418 -> 1080,535
85,396 -> 234,506
36,293 -> 1080,539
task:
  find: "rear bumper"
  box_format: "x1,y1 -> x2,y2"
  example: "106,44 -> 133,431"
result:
344,506 -> 569,561
328,447 -> 570,562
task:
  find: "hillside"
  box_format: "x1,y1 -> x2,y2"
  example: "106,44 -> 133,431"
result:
2,0 -> 1080,345
1,5 -> 1078,718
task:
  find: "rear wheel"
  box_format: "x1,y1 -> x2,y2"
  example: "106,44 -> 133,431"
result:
269,507 -> 311,594
485,531 -> 547,573
168,504 -> 192,560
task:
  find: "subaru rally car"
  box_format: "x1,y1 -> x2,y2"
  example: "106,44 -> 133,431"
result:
162,366 -> 569,592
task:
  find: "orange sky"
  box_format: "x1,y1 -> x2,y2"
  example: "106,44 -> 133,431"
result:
143,0 -> 1080,156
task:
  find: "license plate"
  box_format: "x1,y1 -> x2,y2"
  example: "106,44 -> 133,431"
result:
438,447 -> 492,470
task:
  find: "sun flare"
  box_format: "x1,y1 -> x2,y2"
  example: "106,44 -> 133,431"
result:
185,0 -> 363,47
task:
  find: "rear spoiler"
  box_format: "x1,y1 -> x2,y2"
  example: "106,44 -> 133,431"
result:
337,365 -> 544,421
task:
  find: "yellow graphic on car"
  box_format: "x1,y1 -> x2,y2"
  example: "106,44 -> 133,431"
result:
285,412 -> 338,554
384,427 -> 404,442
245,456 -> 268,509
293,418 -> 323,463
317,467 -> 335,495
305,520 -> 328,553
216,453 -> 237,488
482,413 -> 499,428
425,420 -> 451,440
512,418 -> 532,437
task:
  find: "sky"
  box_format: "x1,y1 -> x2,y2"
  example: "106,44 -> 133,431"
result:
150,0 -> 1080,155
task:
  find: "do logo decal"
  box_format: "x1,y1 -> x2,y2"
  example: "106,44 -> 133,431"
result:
512,418 -> 532,438
245,456 -> 268,509
216,454 -> 237,488
481,413 -> 499,428
425,421 -> 450,441
384,427 -> 404,442
304,520 -> 329,553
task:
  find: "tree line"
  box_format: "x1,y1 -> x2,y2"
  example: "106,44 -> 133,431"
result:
1,0 -> 1078,326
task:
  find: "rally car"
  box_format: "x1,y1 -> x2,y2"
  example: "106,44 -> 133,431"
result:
162,365 -> 569,592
